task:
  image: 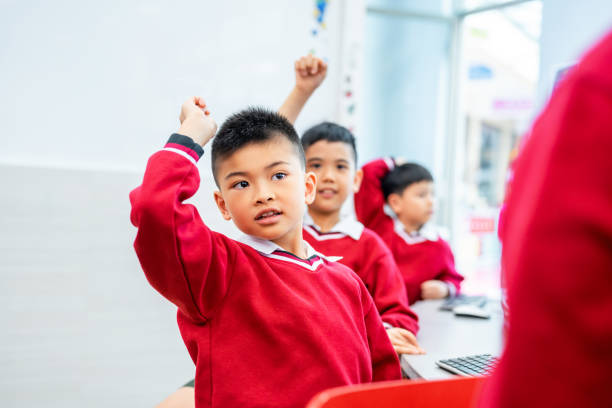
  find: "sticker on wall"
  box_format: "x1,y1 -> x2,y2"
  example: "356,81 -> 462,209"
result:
340,42 -> 361,132
309,0 -> 331,59
313,0 -> 329,31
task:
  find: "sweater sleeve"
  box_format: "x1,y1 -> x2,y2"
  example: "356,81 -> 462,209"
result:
435,239 -> 463,296
129,134 -> 237,323
361,233 -> 420,334
479,31 -> 612,408
362,298 -> 403,381
354,158 -> 394,230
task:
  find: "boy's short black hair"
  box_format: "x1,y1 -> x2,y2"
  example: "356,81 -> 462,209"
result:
301,122 -> 358,163
382,162 -> 433,200
211,107 -> 305,183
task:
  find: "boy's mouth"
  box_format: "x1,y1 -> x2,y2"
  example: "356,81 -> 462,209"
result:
318,188 -> 337,199
255,208 -> 283,224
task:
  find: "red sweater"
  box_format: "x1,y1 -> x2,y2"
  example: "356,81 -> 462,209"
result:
302,217 -> 420,334
129,135 -> 401,408
479,30 -> 612,407
354,158 -> 463,303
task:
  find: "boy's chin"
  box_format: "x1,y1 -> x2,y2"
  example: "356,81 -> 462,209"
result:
310,204 -> 342,216
243,224 -> 298,242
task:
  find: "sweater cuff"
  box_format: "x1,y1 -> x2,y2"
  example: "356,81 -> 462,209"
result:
445,281 -> 457,298
164,133 -> 204,162
384,157 -> 395,171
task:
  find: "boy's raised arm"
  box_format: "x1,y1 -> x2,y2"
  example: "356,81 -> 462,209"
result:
130,97 -> 231,323
354,158 -> 395,229
278,55 -> 327,124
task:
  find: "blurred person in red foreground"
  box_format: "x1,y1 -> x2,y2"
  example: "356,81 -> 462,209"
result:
480,30 -> 612,407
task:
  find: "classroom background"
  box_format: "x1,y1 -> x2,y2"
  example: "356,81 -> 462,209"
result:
1,0 -> 611,406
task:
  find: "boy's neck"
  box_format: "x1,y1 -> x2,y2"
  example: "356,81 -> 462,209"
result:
401,219 -> 424,235
271,223 -> 308,259
307,208 -> 341,233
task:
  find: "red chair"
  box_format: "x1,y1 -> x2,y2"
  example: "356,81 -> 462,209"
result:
306,377 -> 487,408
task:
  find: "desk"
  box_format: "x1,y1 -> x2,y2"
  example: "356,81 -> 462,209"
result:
401,299 -> 504,379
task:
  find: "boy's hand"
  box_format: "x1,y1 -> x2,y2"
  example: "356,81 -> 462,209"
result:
178,96 -> 217,146
386,327 -> 426,355
278,55 -> 327,124
421,280 -> 450,300
294,55 -> 327,95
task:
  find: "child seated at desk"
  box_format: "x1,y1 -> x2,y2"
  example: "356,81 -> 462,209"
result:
278,55 -> 423,355
354,159 -> 463,304
130,97 -> 400,408
298,123 -> 424,355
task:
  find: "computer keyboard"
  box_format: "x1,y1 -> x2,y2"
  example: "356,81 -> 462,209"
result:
436,354 -> 498,377
439,295 -> 488,311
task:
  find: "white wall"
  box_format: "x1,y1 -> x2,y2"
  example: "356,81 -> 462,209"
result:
538,0 -> 612,105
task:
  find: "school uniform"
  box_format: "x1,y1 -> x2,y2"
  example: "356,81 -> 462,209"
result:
479,30 -> 612,408
354,158 -> 463,303
129,134 -> 401,408
303,213 -> 420,334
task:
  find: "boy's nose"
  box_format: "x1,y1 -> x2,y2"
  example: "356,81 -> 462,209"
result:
255,190 -> 274,204
321,169 -> 335,182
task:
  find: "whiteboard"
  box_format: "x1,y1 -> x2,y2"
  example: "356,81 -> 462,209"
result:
0,0 -> 343,172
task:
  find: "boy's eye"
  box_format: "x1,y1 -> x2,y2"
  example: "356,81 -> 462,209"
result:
233,180 -> 249,189
309,163 -> 322,169
337,164 -> 348,170
272,172 -> 287,180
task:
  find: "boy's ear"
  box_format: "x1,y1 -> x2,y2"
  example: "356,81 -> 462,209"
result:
387,192 -> 403,215
305,171 -> 317,205
353,169 -> 364,193
213,190 -> 232,221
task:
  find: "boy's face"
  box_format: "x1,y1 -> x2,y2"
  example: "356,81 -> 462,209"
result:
389,180 -> 434,229
213,136 -> 316,249
305,140 -> 362,216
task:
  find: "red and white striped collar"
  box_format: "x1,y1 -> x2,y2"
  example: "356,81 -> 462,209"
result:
236,234 -> 340,271
303,212 -> 364,241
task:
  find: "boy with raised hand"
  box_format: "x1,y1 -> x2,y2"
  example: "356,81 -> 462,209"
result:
130,96 -> 400,408
354,159 -> 463,304
278,56 -> 424,356
300,124 -> 425,355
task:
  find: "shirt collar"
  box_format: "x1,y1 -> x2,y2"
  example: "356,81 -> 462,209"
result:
384,204 -> 440,244
303,212 -> 364,241
236,233 -> 340,262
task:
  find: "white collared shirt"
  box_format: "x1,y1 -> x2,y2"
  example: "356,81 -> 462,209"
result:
303,212 -> 365,241
383,204 -> 446,245
236,233 -> 342,264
